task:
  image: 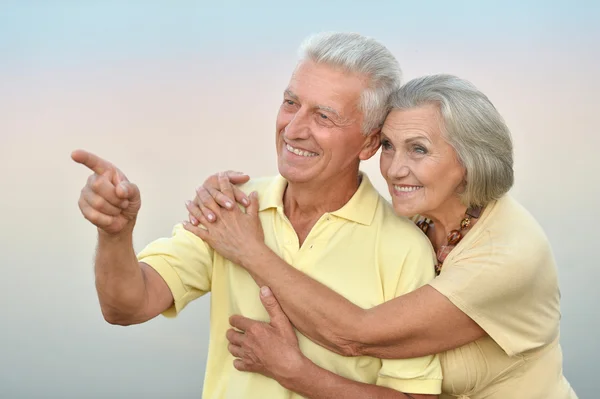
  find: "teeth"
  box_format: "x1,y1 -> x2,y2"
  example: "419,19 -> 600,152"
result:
286,144 -> 317,157
394,185 -> 422,192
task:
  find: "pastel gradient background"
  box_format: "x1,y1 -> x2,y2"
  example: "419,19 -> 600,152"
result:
1,1 -> 597,398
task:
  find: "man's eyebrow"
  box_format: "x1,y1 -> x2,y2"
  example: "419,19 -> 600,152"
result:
284,89 -> 299,101
316,105 -> 341,118
316,105 -> 353,124
284,89 -> 353,125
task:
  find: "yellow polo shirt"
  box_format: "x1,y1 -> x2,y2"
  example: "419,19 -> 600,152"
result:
137,173 -> 442,398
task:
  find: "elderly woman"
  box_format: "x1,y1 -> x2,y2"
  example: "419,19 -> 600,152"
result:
184,74 -> 578,399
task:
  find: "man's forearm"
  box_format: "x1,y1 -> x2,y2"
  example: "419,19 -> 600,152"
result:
94,229 -> 147,324
242,247 -> 366,356
280,356 -> 422,399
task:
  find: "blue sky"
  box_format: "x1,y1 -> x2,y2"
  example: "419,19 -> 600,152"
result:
2,1 -> 597,64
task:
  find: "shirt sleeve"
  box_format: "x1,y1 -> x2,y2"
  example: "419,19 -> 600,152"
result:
137,223 -> 215,317
428,228 -> 561,356
376,229 -> 443,395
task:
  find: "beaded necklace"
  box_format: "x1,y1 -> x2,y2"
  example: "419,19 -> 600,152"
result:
416,206 -> 482,275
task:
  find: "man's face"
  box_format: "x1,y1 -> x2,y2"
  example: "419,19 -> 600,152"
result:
275,60 -> 380,185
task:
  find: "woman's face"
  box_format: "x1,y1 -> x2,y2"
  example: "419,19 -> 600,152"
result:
379,104 -> 466,218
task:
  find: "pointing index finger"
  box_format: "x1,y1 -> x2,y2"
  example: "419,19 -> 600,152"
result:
71,149 -> 114,175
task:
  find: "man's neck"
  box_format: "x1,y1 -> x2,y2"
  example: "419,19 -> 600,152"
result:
282,170 -> 362,245
283,172 -> 362,220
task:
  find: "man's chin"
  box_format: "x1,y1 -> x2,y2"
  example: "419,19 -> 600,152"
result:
278,165 -> 312,184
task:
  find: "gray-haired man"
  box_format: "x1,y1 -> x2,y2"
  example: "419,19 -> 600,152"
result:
72,32 -> 442,398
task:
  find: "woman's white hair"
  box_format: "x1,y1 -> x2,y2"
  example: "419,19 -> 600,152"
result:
298,32 -> 402,136
389,74 -> 514,207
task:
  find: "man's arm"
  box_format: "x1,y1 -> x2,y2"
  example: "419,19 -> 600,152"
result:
72,149 -> 173,325
94,231 -> 173,325
282,358 -> 435,399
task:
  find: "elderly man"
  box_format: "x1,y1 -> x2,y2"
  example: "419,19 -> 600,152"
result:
72,32 -> 442,398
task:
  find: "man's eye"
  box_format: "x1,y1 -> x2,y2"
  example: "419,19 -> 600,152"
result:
284,100 -> 295,106
319,113 -> 328,119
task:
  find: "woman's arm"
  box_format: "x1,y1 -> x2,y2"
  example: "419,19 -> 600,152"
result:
184,175 -> 485,359
239,249 -> 485,359
227,286 -> 437,399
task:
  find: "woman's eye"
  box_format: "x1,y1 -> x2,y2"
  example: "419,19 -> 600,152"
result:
381,139 -> 393,150
413,145 -> 427,155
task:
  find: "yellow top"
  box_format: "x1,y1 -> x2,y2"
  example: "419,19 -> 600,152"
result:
137,174 -> 443,399
428,195 -> 578,399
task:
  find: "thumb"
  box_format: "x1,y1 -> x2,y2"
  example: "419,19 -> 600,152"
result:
116,181 -> 141,204
116,181 -> 142,217
226,170 -> 251,185
260,286 -> 289,328
247,191 -> 260,217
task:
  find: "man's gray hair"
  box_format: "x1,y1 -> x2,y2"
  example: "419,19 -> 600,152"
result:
298,32 -> 402,135
389,74 -> 514,207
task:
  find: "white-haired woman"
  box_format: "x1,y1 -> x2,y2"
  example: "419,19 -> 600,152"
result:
184,74 -> 578,399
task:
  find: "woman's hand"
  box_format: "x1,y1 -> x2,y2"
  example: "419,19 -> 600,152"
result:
183,172 -> 265,266
188,171 -> 250,224
227,287 -> 307,387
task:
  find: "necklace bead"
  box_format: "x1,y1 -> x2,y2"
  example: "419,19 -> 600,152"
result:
416,206 -> 482,275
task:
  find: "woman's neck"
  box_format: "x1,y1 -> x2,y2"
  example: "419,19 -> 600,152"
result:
422,197 -> 469,250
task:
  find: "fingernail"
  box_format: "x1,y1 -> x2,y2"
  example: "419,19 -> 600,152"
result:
207,213 -> 214,221
242,198 -> 249,206
225,201 -> 233,209
190,216 -> 198,225
260,286 -> 271,297
119,182 -> 129,196
182,221 -> 189,226
185,200 -> 191,207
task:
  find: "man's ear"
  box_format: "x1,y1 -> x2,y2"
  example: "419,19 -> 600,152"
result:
358,129 -> 381,161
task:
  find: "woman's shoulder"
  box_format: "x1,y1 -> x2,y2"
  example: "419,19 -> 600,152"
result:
431,196 -> 562,356
445,194 -> 558,282
481,194 -> 552,251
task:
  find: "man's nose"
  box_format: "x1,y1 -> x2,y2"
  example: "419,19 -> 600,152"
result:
284,110 -> 311,140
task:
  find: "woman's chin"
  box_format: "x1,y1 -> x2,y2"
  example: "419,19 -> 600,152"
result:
391,200 -> 423,218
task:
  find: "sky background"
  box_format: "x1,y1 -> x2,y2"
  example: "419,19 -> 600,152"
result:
1,1 -> 598,398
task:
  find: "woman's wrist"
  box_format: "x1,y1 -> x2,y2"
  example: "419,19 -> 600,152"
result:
239,242 -> 275,271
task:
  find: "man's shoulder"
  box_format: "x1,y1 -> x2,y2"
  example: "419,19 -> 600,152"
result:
373,197 -> 426,236
369,198 -> 436,285
371,197 -> 434,260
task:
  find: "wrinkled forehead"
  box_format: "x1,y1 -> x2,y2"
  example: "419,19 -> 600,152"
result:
382,105 -> 445,142
286,60 -> 367,113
